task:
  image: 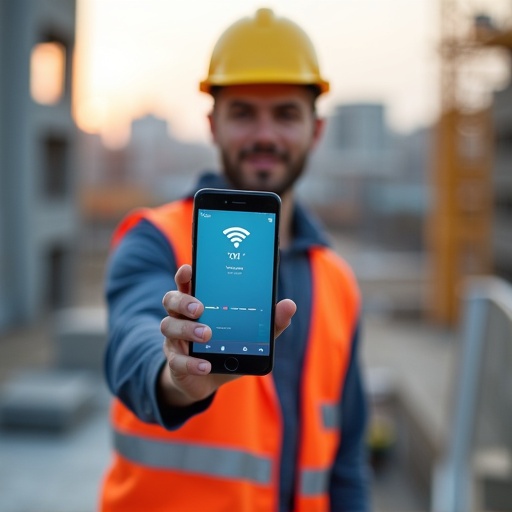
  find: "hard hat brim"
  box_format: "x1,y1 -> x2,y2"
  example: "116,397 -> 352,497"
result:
199,77 -> 330,95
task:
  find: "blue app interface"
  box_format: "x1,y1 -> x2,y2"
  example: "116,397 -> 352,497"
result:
194,208 -> 277,356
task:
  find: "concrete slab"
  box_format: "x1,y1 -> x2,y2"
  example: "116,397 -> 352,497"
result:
0,407 -> 111,512
0,370 -> 99,431
55,307 -> 107,373
362,314 -> 457,507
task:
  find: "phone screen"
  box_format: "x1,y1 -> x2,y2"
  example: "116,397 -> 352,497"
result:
193,207 -> 277,356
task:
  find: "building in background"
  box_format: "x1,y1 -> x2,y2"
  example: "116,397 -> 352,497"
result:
127,114 -> 216,200
79,103 -> 430,255
0,0 -> 78,333
299,102 -> 430,250
78,114 -> 217,253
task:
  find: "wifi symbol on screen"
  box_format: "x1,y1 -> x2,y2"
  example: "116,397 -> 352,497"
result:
223,227 -> 250,248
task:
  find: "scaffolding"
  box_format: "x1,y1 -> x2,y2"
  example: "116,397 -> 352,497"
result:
428,0 -> 512,325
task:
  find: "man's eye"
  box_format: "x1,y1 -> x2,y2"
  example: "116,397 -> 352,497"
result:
277,109 -> 301,121
229,109 -> 252,119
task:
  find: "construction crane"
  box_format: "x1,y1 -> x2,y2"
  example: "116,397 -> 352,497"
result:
428,0 -> 512,325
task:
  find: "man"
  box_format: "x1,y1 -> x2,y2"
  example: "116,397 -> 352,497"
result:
100,8 -> 370,512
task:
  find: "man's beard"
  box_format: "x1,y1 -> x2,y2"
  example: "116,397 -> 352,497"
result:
221,142 -> 309,196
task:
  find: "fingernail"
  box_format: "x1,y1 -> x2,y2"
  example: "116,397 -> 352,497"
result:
187,302 -> 199,315
198,362 -> 208,372
194,326 -> 205,339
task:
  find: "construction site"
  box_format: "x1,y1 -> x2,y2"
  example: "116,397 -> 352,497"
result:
0,0 -> 511,511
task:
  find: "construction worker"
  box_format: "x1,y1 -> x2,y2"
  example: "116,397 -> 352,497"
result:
100,8 -> 370,512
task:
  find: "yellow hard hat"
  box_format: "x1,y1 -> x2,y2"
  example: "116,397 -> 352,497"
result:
199,8 -> 329,95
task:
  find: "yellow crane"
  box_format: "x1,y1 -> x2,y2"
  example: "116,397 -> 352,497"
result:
428,0 -> 512,325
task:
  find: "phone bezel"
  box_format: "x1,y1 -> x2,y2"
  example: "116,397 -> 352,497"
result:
190,188 -> 281,375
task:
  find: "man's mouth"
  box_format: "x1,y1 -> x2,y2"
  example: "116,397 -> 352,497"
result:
245,154 -> 281,169
239,147 -> 287,170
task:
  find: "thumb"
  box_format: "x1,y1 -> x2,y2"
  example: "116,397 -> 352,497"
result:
274,299 -> 297,339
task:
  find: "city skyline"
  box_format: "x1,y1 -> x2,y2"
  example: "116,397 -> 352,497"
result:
74,0 -> 444,148
73,0 -> 511,148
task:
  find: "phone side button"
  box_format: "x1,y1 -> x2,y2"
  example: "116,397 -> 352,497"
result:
224,357 -> 239,372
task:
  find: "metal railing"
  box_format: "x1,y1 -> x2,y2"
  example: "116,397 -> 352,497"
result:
432,276 -> 512,512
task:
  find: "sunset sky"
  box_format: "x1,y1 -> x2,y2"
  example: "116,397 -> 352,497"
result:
73,0 -> 511,147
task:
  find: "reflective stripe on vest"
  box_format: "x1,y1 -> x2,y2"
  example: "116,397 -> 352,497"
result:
101,199 -> 360,512
300,467 -> 330,496
114,429 -> 272,484
321,403 -> 341,430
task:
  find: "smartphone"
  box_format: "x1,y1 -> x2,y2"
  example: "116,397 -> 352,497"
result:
190,188 -> 281,375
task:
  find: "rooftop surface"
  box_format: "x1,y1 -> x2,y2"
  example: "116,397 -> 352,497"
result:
0,235 -> 458,512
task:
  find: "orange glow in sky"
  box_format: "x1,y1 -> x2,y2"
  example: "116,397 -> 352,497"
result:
73,0 -> 510,148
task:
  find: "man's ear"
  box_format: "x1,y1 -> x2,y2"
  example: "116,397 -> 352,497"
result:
311,117 -> 325,150
207,111 -> 217,143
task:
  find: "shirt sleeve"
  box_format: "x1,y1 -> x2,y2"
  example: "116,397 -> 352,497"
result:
329,321 -> 372,511
104,219 -> 214,430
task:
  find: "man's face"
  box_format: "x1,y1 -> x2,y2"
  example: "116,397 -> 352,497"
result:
209,84 -> 324,196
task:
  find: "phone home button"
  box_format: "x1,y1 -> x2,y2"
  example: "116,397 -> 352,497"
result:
224,357 -> 239,372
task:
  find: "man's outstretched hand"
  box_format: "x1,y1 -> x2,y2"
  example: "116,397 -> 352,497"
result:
158,264 -> 296,408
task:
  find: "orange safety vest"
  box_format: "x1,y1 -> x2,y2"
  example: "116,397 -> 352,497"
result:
100,198 -> 360,512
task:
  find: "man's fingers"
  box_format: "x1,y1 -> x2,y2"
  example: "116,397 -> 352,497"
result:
167,351 -> 212,376
162,264 -> 203,320
161,316 -> 211,343
161,338 -> 240,406
162,290 -> 203,319
175,264 -> 193,294
274,299 -> 297,338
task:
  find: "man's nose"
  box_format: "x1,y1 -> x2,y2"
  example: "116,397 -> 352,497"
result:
252,116 -> 279,143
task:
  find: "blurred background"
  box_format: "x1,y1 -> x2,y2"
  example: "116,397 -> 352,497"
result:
0,0 -> 511,511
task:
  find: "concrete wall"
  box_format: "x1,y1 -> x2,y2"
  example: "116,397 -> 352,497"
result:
0,0 -> 78,332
